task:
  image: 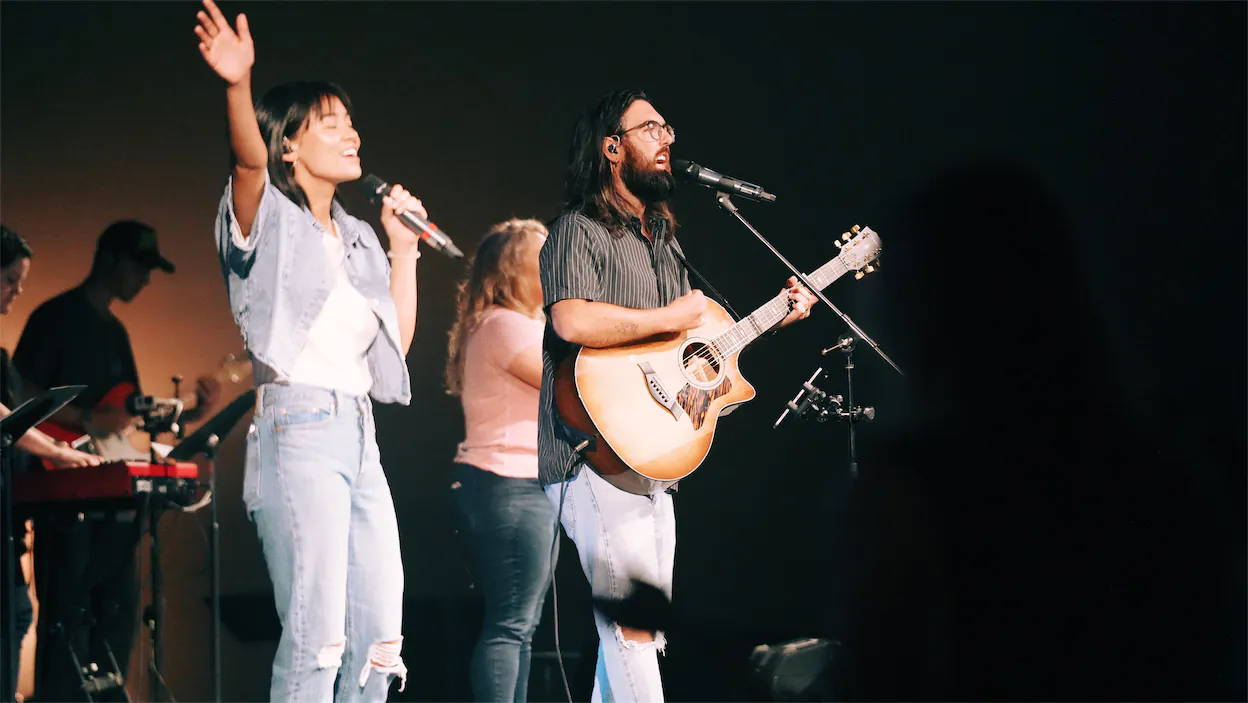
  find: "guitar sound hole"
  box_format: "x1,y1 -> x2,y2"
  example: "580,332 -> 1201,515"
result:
681,342 -> 721,385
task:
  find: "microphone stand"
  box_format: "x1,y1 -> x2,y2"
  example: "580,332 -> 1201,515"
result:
713,193 -> 903,377
165,388 -> 256,703
140,397 -> 184,703
206,433 -> 221,703
831,336 -> 868,478
773,336 -> 875,479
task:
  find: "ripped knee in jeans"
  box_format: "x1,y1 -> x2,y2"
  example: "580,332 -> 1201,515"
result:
616,625 -> 667,655
357,638 -> 408,692
317,640 -> 345,669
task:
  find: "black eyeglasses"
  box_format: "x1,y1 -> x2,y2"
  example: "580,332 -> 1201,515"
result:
616,120 -> 675,143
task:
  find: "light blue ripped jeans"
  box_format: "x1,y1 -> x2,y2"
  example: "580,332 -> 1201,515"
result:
244,383 -> 407,701
545,467 -> 676,703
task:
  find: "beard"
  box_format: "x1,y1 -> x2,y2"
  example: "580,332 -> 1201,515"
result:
620,147 -> 675,204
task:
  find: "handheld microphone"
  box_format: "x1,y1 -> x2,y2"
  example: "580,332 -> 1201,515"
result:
671,160 -> 777,203
360,174 -> 464,258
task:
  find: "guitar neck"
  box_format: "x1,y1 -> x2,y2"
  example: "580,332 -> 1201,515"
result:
713,256 -> 851,357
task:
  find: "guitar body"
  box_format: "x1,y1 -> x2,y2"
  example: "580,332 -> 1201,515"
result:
37,381 -> 138,448
32,355 -> 252,468
555,299 -> 756,495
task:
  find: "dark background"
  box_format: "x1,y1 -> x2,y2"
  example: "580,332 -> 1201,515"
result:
2,1 -> 1243,701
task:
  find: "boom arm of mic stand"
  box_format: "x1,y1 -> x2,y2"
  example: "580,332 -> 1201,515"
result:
714,194 -> 904,377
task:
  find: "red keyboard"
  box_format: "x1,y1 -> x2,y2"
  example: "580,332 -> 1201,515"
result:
13,460 -> 199,505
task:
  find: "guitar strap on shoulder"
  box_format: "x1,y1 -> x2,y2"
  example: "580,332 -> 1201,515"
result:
669,246 -> 742,322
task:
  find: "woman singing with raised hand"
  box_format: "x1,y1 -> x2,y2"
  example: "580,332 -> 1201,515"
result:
446,219 -> 555,702
195,0 -> 423,698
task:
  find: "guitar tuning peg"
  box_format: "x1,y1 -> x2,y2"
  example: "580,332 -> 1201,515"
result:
854,270 -> 866,280
841,232 -> 851,241
850,225 -> 861,234
864,264 -> 875,274
833,240 -> 843,249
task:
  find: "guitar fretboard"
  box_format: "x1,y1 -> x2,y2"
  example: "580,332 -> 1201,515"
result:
711,256 -> 851,357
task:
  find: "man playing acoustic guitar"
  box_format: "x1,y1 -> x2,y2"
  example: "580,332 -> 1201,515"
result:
13,219 -> 221,701
537,89 -> 816,702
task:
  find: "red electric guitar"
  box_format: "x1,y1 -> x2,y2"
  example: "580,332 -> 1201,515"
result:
36,354 -> 252,467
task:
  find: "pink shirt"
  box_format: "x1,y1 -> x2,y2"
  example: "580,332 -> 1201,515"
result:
455,307 -> 544,478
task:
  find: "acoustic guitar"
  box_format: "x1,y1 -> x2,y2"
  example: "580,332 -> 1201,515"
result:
555,226 -> 882,495
36,354 -> 252,466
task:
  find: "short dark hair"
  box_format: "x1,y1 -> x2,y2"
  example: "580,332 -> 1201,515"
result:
563,88 -> 675,238
0,224 -> 33,269
253,81 -> 355,210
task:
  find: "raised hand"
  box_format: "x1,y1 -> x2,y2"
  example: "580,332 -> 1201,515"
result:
194,0 -> 254,85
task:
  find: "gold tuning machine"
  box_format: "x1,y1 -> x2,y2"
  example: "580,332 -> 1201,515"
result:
841,231 -> 852,242
854,270 -> 866,280
864,264 -> 875,274
850,225 -> 861,234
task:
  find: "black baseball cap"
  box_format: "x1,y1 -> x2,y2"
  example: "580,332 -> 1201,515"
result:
96,220 -> 175,273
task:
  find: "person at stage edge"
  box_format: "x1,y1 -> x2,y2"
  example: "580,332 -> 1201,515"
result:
537,88 -> 817,702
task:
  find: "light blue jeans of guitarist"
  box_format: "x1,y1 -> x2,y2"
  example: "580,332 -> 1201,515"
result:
546,467 -> 676,702
244,383 -> 407,701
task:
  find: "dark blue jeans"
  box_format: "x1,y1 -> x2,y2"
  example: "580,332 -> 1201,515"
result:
451,463 -> 558,703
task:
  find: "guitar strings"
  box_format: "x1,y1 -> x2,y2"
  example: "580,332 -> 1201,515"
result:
682,294 -> 790,371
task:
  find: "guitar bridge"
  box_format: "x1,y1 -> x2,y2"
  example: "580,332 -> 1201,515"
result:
639,362 -> 684,421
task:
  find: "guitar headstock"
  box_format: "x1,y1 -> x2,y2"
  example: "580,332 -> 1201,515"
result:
833,225 -> 882,280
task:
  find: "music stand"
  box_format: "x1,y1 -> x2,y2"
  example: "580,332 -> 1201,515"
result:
1,385 -> 85,699
165,388 -> 255,703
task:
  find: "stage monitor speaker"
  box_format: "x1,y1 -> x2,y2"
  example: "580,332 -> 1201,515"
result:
749,637 -> 840,701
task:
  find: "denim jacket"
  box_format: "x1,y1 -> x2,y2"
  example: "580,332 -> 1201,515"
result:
214,172 -> 412,405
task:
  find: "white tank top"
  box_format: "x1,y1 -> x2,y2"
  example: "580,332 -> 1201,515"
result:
285,225 -> 378,395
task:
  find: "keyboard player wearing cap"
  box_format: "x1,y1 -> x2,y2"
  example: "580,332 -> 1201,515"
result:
11,220 -> 222,701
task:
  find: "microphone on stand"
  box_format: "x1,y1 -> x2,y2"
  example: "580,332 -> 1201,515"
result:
360,174 -> 464,258
821,335 -> 856,355
671,159 -> 777,203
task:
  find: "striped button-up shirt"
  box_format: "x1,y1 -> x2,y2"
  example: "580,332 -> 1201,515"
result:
537,210 -> 690,487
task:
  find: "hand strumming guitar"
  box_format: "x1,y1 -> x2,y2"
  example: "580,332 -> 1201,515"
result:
663,290 -> 709,331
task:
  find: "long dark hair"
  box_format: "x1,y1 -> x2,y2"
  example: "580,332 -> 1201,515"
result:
253,81 -> 355,210
445,218 -> 547,396
564,88 -> 676,238
0,225 -> 32,268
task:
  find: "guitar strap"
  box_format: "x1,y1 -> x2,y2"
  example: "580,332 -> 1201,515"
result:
670,246 -> 742,322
